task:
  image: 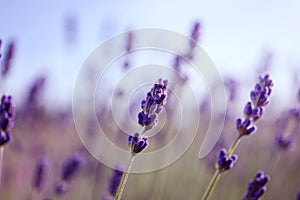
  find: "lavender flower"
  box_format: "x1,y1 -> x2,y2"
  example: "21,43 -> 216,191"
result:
108,164 -> 124,196
275,133 -> 293,149
297,190 -> 300,200
55,182 -> 69,196
0,95 -> 15,146
243,171 -> 270,200
1,40 -> 15,77
237,74 -> 273,137
32,158 -> 49,191
216,149 -> 238,172
138,78 -> 168,132
128,133 -> 148,155
61,153 -> 84,182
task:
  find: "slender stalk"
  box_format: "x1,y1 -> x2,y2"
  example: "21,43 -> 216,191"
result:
227,135 -> 241,156
115,155 -> 135,200
201,135 -> 241,200
201,170 -> 221,200
0,147 -> 4,189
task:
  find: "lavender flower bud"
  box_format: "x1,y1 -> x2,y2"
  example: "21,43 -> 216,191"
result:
297,190 -> 300,200
138,79 -> 168,131
108,164 -> 124,196
61,153 -> 84,182
1,40 -> 15,77
243,170 -> 270,200
128,133 -> 148,155
275,134 -> 293,149
216,149 -> 238,172
236,118 -> 256,136
0,95 -> 15,146
32,158 -> 49,191
55,182 -> 69,196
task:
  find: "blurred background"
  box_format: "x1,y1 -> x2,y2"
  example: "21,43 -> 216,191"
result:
0,0 -> 300,199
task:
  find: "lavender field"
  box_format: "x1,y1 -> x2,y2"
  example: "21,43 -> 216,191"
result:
1,1 -> 300,200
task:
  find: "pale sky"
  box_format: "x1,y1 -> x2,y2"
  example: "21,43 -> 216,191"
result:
0,0 -> 299,108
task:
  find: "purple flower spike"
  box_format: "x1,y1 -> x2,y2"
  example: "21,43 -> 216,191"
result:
243,170 -> 270,200
138,79 -> 168,132
128,133 -> 148,155
108,164 -> 124,196
216,149 -> 238,173
236,118 -> 257,136
0,95 -> 15,147
61,153 -> 84,182
275,134 -> 293,149
238,74 -> 273,137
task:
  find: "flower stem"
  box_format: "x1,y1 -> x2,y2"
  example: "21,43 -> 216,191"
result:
115,155 -> 135,200
201,170 -> 221,200
227,135 -> 241,156
201,135 -> 241,200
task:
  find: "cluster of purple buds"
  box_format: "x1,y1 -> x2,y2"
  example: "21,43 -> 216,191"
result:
108,164 -> 124,196
138,78 -> 168,132
1,41 -> 15,77
32,158 -> 49,192
216,149 -> 238,172
275,133 -> 293,150
61,153 -> 84,182
128,133 -> 148,155
189,21 -> 201,48
0,95 -> 15,146
237,74 -> 273,137
242,171 -> 270,200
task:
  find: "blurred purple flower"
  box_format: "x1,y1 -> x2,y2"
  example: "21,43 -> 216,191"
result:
243,171 -> 270,200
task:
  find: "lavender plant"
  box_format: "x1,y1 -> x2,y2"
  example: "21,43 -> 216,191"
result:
114,78 -> 168,200
201,74 -> 273,200
242,170 -> 270,200
31,158 -> 50,199
1,41 -> 15,78
0,95 -> 15,187
54,153 -> 84,197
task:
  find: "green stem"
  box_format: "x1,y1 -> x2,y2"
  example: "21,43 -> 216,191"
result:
201,135 -> 241,200
227,135 -> 241,156
115,155 -> 135,200
201,170 -> 221,200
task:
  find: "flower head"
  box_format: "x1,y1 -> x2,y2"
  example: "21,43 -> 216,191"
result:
216,149 -> 238,172
61,153 -> 84,182
138,78 -> 168,132
128,133 -> 148,155
238,74 -> 273,137
243,171 -> 270,200
0,95 -> 15,146
108,164 -> 124,196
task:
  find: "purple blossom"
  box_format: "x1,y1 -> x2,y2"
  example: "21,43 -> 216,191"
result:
128,133 -> 148,155
108,164 -> 124,196
138,78 -> 168,132
216,149 -> 238,172
32,158 -> 49,191
61,153 -> 84,182
0,95 -> 15,146
1,40 -> 15,77
243,171 -> 270,200
238,74 -> 273,137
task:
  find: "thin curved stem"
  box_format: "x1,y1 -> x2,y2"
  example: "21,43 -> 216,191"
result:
227,135 -> 241,156
115,155 -> 135,200
201,135 -> 241,200
201,170 -> 221,200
